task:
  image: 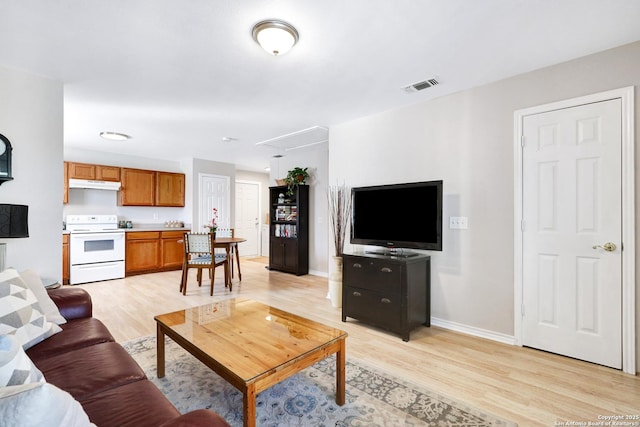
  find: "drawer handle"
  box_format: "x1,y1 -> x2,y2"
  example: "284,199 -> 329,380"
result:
381,298 -> 392,304
352,291 -> 362,297
380,267 -> 392,273
353,263 -> 362,268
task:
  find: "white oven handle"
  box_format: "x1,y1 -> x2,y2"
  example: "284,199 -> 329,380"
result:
73,261 -> 123,270
70,233 -> 124,243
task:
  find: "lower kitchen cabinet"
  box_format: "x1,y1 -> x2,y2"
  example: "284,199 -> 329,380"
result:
125,230 -> 188,275
62,234 -> 69,285
125,232 -> 161,275
160,230 -> 186,269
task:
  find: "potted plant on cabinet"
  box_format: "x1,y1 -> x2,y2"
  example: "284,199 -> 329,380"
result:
284,167 -> 309,196
327,183 -> 351,308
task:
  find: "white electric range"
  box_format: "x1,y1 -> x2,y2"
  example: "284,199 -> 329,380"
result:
66,215 -> 125,285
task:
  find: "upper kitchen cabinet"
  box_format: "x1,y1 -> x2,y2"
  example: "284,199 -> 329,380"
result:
67,162 -> 94,180
119,168 -> 185,207
67,162 -> 120,181
156,172 -> 185,207
119,168 -> 156,206
96,165 -> 120,181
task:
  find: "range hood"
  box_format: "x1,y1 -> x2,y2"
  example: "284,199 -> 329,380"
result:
68,179 -> 121,191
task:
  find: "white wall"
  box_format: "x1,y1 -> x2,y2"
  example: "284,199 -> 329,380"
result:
329,41 -> 640,368
0,66 -> 63,283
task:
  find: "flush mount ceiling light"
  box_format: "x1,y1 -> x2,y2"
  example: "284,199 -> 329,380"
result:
99,131 -> 130,141
252,19 -> 299,56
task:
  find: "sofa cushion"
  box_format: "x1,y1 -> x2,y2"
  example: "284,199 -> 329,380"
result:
33,342 -> 146,401
27,317 -> 114,363
0,382 -> 96,427
80,380 -> 181,427
19,269 -> 67,325
0,268 -> 62,349
0,334 -> 44,387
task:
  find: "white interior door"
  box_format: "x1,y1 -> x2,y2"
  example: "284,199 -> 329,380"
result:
198,174 -> 230,231
235,181 -> 260,257
521,99 -> 622,369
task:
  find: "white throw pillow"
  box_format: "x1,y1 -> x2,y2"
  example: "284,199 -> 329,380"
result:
0,268 -> 62,349
0,382 -> 96,427
19,269 -> 67,325
0,334 -> 45,388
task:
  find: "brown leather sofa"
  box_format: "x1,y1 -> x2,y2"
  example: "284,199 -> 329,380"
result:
26,287 -> 229,427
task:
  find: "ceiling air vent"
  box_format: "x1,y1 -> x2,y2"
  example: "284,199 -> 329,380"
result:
402,78 -> 439,93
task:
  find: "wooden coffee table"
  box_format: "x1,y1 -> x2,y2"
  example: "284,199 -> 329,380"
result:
154,299 -> 348,427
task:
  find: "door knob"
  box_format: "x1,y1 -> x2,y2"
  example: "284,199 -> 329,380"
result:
592,242 -> 617,252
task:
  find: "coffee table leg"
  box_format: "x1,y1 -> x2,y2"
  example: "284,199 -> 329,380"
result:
157,323 -> 165,378
243,384 -> 256,427
336,338 -> 346,405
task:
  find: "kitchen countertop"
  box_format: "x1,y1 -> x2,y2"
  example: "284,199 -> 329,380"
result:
122,227 -> 191,232
63,226 -> 191,234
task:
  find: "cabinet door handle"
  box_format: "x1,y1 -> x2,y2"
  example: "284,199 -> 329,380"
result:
177,239 -> 184,243
380,267 -> 392,273
381,298 -> 391,304
352,291 -> 362,297
353,263 -> 362,268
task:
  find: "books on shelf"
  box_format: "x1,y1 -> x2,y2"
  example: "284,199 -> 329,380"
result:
275,205 -> 298,221
274,224 -> 297,238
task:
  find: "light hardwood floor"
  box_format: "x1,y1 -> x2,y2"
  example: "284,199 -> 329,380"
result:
75,257 -> 640,426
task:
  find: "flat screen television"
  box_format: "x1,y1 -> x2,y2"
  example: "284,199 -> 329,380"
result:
350,180 -> 442,253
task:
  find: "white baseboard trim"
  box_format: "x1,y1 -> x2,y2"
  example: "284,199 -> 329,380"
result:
310,269 -> 327,278
431,317 -> 516,346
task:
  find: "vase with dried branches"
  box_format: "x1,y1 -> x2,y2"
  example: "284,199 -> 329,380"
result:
327,184 -> 351,307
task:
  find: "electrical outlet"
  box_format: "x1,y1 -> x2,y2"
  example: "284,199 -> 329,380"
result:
153,212 -> 159,220
449,216 -> 468,229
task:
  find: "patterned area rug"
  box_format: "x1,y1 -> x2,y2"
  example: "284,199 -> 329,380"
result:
123,336 -> 516,427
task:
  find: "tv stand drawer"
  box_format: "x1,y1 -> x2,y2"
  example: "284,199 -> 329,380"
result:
344,287 -> 401,331
343,257 -> 401,293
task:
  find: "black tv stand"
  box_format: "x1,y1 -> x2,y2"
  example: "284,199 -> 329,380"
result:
342,252 -> 431,341
365,249 -> 419,258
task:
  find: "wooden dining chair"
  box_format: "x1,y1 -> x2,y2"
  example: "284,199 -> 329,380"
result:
215,228 -> 238,278
180,232 -> 230,295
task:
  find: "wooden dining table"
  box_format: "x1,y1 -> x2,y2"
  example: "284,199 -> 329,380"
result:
214,236 -> 246,283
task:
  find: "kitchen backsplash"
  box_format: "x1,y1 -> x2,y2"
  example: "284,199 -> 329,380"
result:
63,188 -> 188,227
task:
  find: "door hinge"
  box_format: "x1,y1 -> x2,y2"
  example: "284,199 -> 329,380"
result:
521,219 -> 526,232
521,304 -> 525,316
521,135 -> 525,147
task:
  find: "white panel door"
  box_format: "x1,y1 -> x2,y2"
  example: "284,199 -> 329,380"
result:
235,181 -> 260,257
198,174 -> 230,231
522,99 -> 622,369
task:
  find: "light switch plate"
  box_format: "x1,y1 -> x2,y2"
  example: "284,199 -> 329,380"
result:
449,216 -> 468,229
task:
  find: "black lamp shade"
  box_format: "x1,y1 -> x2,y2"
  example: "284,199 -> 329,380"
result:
0,204 -> 29,238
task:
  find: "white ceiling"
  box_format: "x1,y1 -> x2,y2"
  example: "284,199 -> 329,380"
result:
1,0 -> 639,172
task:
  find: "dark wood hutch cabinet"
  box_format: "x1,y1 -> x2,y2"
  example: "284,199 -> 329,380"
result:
268,184 -> 309,275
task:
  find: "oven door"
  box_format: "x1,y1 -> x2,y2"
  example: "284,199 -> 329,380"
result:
70,231 -> 125,265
